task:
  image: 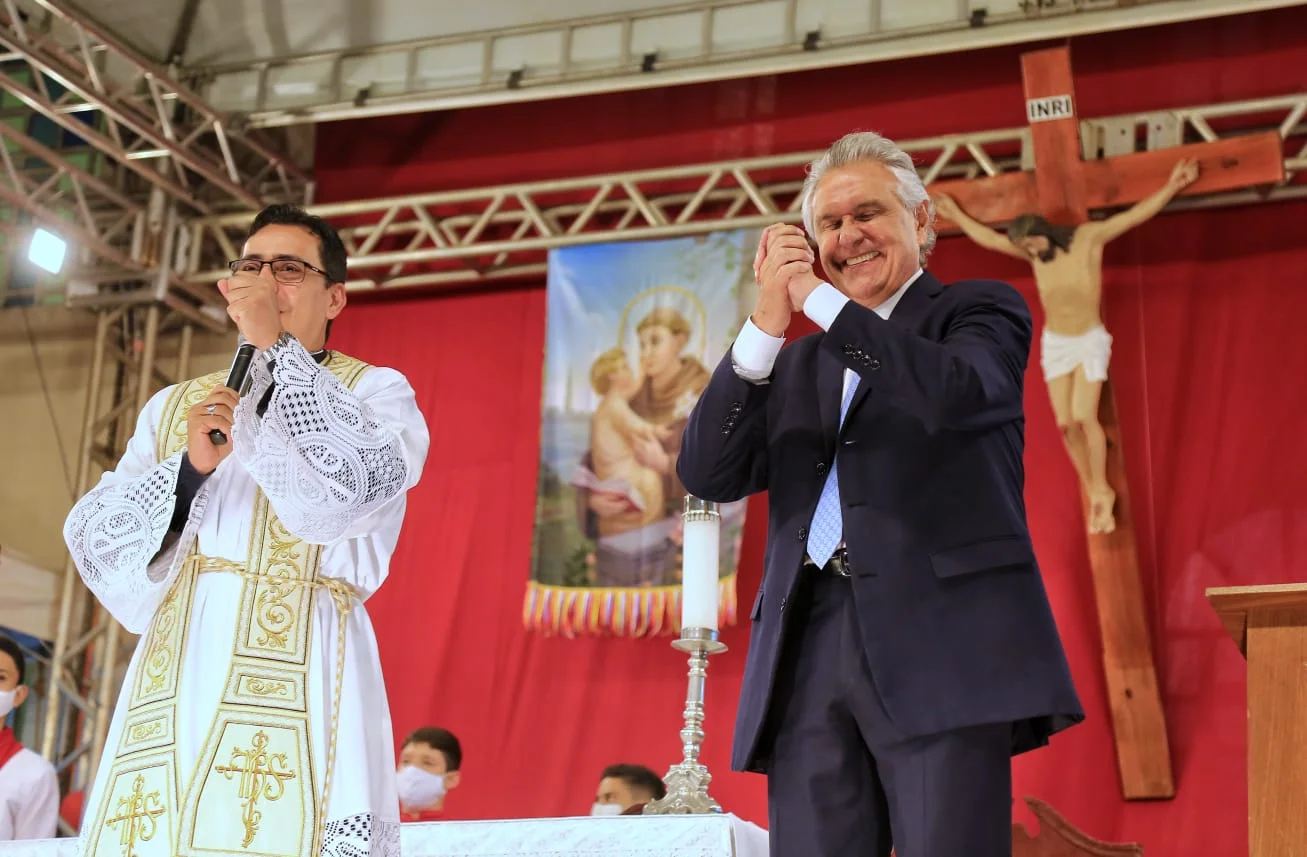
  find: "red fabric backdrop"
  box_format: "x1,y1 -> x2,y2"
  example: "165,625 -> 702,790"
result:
319,8 -> 1307,854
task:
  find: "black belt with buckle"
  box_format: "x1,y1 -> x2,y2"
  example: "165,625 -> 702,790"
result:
805,547 -> 852,577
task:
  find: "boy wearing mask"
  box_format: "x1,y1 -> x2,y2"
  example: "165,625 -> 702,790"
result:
396,727 -> 462,822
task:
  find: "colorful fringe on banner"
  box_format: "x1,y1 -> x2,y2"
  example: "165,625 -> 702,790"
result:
523,575 -> 739,638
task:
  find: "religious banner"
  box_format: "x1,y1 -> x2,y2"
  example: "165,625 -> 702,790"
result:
525,230 -> 759,637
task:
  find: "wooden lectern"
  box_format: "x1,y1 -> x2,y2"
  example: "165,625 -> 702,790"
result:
1206,583 -> 1307,856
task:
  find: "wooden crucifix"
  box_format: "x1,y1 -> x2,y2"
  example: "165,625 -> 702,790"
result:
928,46 -> 1285,800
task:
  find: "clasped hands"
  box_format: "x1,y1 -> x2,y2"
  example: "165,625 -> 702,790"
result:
751,224 -> 824,337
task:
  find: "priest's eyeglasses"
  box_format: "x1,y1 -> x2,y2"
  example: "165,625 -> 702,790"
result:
228,257 -> 328,285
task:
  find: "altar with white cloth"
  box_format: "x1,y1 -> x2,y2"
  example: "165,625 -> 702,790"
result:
0,813 -> 769,857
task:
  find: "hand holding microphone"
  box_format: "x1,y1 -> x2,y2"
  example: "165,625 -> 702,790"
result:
185,335 -> 254,475
208,335 -> 256,445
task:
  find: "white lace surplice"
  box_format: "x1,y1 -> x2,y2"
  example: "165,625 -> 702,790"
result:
63,340 -> 430,856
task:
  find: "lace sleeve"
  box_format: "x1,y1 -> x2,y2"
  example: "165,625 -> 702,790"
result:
62,388 -> 199,634
232,337 -> 427,544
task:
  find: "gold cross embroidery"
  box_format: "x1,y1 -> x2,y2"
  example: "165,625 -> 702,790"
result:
105,774 -> 165,857
214,730 -> 297,848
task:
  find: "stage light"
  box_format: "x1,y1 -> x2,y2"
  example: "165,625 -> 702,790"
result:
29,228 -> 67,274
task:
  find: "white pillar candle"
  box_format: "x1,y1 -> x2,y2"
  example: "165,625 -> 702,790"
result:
681,497 -> 720,631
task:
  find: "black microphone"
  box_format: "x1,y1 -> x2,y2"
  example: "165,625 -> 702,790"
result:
209,335 -> 256,446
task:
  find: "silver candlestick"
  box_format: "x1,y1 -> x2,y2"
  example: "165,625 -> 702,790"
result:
645,498 -> 728,815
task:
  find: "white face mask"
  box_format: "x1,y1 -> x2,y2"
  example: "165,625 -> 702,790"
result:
0,689 -> 15,720
590,802 -> 624,817
395,765 -> 446,808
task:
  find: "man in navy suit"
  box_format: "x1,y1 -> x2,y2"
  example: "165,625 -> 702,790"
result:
677,131 -> 1084,857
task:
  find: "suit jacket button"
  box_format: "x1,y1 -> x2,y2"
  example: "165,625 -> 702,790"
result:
797,527 -> 808,541
779,597 -> 788,612
816,462 -> 827,476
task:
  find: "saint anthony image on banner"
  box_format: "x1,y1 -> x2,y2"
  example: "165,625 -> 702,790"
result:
526,230 -> 757,635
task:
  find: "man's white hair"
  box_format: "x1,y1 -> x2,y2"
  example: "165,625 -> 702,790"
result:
799,131 -> 937,265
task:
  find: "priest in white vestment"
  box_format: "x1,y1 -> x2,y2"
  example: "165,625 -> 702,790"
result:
63,204 -> 430,857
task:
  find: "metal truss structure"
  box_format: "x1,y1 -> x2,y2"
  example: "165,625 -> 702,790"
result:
0,0 -> 309,324
185,89 -> 1307,295
0,0 -> 307,210
190,0 -> 1301,129
38,306 -> 197,829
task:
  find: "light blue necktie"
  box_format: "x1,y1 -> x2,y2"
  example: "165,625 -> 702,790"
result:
806,372 -> 860,567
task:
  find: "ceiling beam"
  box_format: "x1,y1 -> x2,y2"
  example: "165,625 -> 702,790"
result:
0,0 -> 306,212
164,0 -> 204,66
184,0 -> 1305,129
176,89 -> 1307,295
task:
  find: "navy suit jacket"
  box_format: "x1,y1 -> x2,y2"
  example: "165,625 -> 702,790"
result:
677,272 -> 1084,774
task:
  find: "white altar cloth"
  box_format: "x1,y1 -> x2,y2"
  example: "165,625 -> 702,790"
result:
401,813 -> 769,856
0,813 -> 769,857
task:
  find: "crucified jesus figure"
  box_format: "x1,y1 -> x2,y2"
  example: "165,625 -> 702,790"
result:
933,157 -> 1199,535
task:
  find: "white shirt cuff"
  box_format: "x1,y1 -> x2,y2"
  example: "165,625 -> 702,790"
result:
803,283 -> 850,331
731,317 -> 785,382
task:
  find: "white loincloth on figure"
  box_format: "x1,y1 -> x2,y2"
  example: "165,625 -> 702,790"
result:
1040,325 -> 1112,382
